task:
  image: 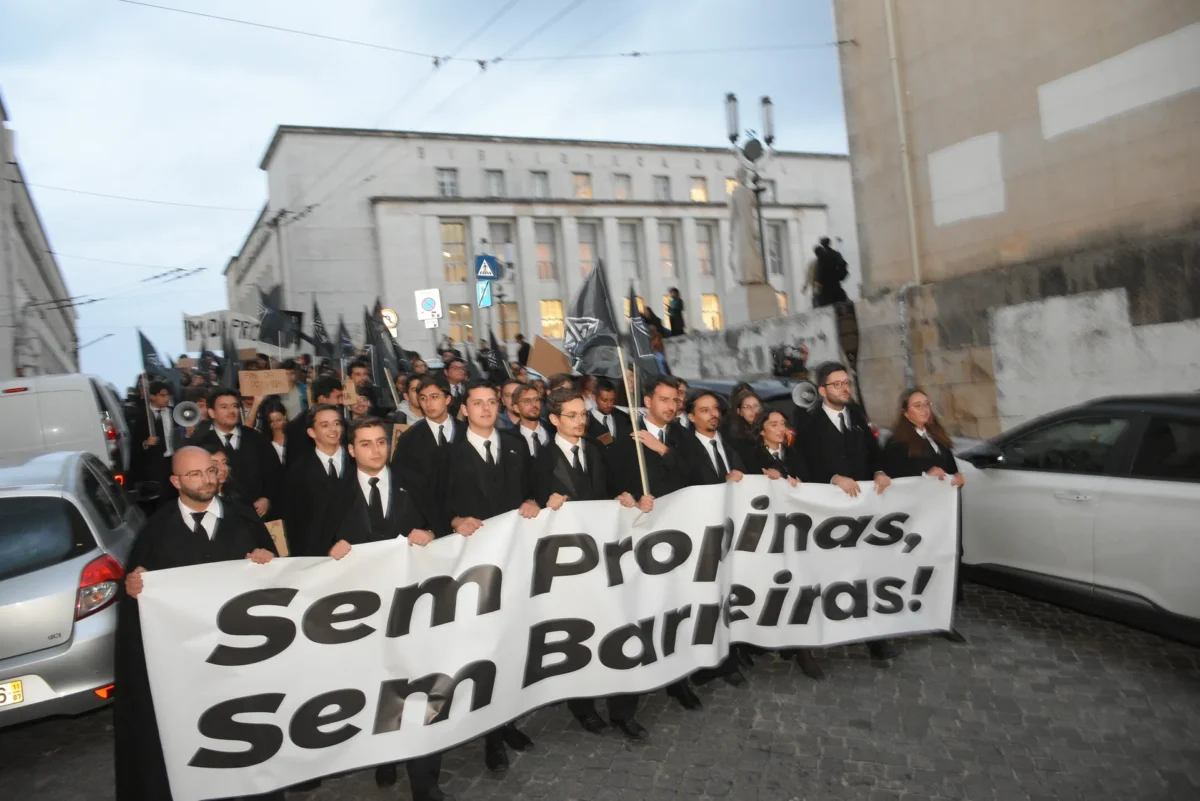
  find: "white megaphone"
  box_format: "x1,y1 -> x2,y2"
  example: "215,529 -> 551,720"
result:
173,401 -> 202,427
790,380 -> 820,412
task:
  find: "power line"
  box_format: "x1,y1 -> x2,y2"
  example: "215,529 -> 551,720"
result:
501,41 -> 849,62
50,252 -> 199,270
14,179 -> 256,212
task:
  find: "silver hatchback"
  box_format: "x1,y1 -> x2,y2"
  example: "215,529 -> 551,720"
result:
0,451 -> 143,727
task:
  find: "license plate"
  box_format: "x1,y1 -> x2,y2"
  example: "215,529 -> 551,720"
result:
0,680 -> 24,708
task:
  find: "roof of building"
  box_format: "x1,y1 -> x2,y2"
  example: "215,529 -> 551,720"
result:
259,125 -> 848,171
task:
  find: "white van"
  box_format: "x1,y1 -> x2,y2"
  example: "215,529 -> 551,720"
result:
0,375 -> 131,479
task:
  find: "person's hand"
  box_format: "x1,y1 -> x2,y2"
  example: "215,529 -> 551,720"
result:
925,467 -> 948,481
874,473 -> 892,495
616,492 -> 635,508
144,436 -> 159,448
832,475 -> 860,497
407,529 -> 434,546
787,476 -> 801,487
636,429 -> 668,455
328,540 -> 352,560
518,500 -> 540,519
951,472 -> 965,488
245,549 -> 274,564
763,468 -> 783,480
125,567 -> 146,599
454,516 -> 483,536
725,470 -> 744,483
547,493 -> 568,511
636,494 -> 655,513
253,498 -> 270,517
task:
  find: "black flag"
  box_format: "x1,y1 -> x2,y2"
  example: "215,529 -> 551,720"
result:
627,283 -> 660,377
489,329 -> 511,377
257,285 -> 300,349
336,316 -> 356,360
363,304 -> 399,410
310,299 -> 334,359
219,323 -> 242,391
564,258 -> 622,378
138,329 -> 183,400
461,338 -> 485,381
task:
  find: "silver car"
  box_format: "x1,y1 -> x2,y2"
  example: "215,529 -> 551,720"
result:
0,451 -> 143,727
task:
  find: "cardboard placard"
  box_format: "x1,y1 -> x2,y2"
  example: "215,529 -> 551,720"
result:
264,520 -> 288,557
238,348 -> 259,361
389,423 -> 410,460
175,357 -> 196,370
527,335 -> 571,378
238,369 -> 291,397
342,380 -> 360,405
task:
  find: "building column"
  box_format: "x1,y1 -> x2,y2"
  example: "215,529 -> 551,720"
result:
784,216 -> 806,312
602,215 -> 623,301
560,215 -> 581,303
679,217 -> 702,331
515,216 -> 541,345
642,216 -> 661,320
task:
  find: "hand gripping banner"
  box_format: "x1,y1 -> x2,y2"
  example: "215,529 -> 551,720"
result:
137,477 -> 958,800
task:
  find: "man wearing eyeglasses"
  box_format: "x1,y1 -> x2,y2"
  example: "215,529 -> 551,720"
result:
513,383 -> 551,457
114,446 -> 279,801
793,361 -> 898,678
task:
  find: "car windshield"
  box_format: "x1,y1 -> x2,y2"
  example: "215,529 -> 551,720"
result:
0,497 -> 95,582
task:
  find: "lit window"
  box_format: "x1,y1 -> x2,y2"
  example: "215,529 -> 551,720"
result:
531,171 -> 550,199
573,173 -> 593,199
497,302 -> 520,341
485,170 -> 505,198
767,222 -> 787,276
540,299 -> 564,339
535,222 -> 558,281
488,220 -> 514,274
613,173 -> 632,200
653,175 -> 671,201
690,177 -> 708,202
725,177 -> 739,197
776,292 -> 789,316
448,303 -> 473,344
702,294 -> 722,331
578,221 -> 599,276
658,222 -> 677,277
440,221 -> 467,283
696,223 -> 716,276
623,295 -> 645,317
436,168 -> 459,198
619,222 -> 641,278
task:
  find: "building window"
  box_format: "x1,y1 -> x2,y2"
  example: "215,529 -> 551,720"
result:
623,295 -> 645,317
497,301 -> 520,342
436,168 -> 459,198
696,222 -> 716,276
702,294 -> 722,331
652,175 -> 671,201
578,221 -> 600,277
619,222 -> 642,278
658,222 -> 678,278
540,299 -> 565,339
725,177 -> 739,197
530,170 -> 550,199
488,220 -> 514,272
690,177 -> 708,202
535,222 -> 558,281
573,173 -> 593,199
763,179 -> 777,203
776,292 -> 789,316
485,170 -> 505,198
613,173 -> 632,200
440,221 -> 467,283
448,303 -> 473,344
766,221 -> 787,276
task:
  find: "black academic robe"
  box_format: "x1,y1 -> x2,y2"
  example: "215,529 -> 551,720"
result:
195,425 -> 284,521
283,411 -> 314,470
881,435 -> 959,478
586,408 -> 633,446
607,418 -> 686,499
446,382 -> 468,419
794,404 -> 884,483
113,501 -> 276,801
743,442 -> 810,481
282,448 -> 356,556
442,431 -> 534,526
676,431 -> 746,487
517,340 -> 531,366
392,417 -> 465,538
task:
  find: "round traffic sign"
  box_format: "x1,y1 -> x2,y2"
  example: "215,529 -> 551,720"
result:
421,298 -> 437,312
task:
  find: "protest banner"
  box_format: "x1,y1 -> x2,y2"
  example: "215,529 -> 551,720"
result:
238,369 -> 291,397
183,311 -> 261,351
137,477 -> 957,800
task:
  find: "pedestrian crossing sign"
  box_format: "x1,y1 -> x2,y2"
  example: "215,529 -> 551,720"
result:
474,255 -> 499,281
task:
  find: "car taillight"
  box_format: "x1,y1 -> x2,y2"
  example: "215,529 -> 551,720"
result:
76,554 -> 125,620
869,422 -> 880,439
103,418 -> 117,441
2,387 -> 28,394
112,473 -> 125,486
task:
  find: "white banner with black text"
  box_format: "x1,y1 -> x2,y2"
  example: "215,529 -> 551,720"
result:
138,477 -> 958,800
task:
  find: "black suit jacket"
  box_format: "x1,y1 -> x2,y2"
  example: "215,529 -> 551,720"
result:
130,408 -> 180,485
446,382 -> 468,419
393,417 -> 465,535
533,437 -> 612,505
676,431 -> 745,487
442,430 -> 535,525
795,404 -> 884,483
517,341 -> 531,366
321,467 -> 428,549
195,425 -> 284,520
586,408 -> 632,446
607,418 -> 686,498
284,411 -> 316,470
744,442 -> 809,481
881,436 -> 959,478
283,448 -> 356,556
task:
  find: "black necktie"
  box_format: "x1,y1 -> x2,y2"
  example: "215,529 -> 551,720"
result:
773,450 -> 785,466
571,444 -> 583,472
711,439 -> 728,477
367,477 -> 384,530
484,440 -> 496,466
327,458 -> 337,479
437,424 -> 447,446
191,511 -> 207,541
658,430 -> 665,444
530,432 -> 539,456
221,433 -> 231,449
603,414 -> 612,435
838,412 -> 848,434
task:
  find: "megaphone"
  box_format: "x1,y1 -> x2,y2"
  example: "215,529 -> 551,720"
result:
791,381 -> 820,412
173,401 -> 202,427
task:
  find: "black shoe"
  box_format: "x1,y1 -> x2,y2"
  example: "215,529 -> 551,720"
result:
576,712 -> 608,734
868,639 -> 899,661
736,645 -> 756,668
484,743 -> 509,773
942,628 -> 967,644
667,682 -> 703,710
502,723 -> 533,751
415,788 -> 452,801
794,649 -> 826,681
374,764 -> 397,788
612,718 -> 650,740
723,669 -> 747,687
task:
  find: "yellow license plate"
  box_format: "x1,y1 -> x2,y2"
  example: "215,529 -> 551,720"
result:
0,680 -> 24,708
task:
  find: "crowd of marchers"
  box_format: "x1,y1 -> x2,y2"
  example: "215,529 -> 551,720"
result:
115,341 -> 968,801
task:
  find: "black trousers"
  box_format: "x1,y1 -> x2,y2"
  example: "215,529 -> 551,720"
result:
404,753 -> 442,799
568,693 -> 639,723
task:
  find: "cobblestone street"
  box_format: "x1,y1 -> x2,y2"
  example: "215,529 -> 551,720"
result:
4,585 -> 1198,801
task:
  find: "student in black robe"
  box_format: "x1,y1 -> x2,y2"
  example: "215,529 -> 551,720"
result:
392,375 -> 464,536
535,387 -> 653,740
284,375 -> 343,470
320,417 -> 452,801
194,388 -> 283,522
281,404 -> 355,556
442,381 -> 540,774
113,446 -> 279,801
585,378 -> 632,447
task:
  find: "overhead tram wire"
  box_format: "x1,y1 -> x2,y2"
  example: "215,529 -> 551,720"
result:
11,179 -> 256,212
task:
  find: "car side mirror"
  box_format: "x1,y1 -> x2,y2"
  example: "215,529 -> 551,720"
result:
963,443 -> 1004,469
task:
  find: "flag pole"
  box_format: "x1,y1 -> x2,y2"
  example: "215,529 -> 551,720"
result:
382,367 -> 402,409
140,374 -> 155,433
616,342 -> 650,500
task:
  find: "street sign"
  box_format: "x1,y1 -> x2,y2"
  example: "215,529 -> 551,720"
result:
476,280 -> 493,309
474,254 -> 500,281
414,288 -> 442,320
380,308 -> 398,329
424,318 -> 439,329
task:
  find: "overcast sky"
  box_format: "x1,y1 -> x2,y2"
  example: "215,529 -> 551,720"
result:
0,0 -> 847,388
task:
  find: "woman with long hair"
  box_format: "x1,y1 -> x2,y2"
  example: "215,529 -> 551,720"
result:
726,388 -> 764,466
256,397 -> 288,466
743,409 -> 805,485
882,388 -> 967,643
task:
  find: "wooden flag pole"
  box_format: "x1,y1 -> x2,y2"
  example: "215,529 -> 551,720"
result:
616,343 -> 650,500
382,367 -> 402,409
140,374 -> 156,433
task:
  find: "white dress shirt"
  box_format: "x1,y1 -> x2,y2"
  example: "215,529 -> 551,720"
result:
179,496 -> 223,540
271,441 -> 285,462
694,430 -> 729,475
357,466 -> 391,516
315,446 -> 345,477
555,434 -> 586,471
675,412 -> 691,430
641,417 -> 668,443
591,408 -> 616,436
822,403 -> 850,433
466,428 -> 502,463
158,407 -> 176,456
915,427 -> 940,454
427,417 -> 455,444
214,426 -> 241,450
519,422 -> 549,455
767,445 -> 785,462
